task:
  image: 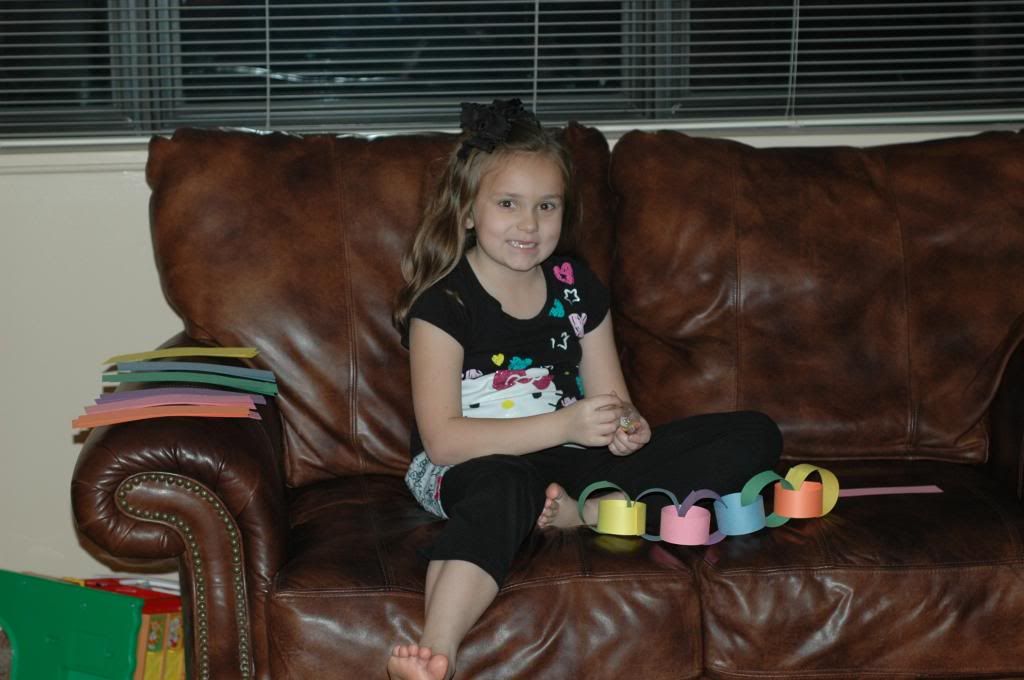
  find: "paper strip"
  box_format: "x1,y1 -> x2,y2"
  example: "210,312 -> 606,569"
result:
783,464 -> 841,517
739,470 -> 790,528
633,488 -> 680,542
577,481 -> 646,536
674,489 -> 726,545
116,361 -> 275,383
597,499 -> 646,536
73,404 -> 259,428
103,347 -> 259,364
660,504 -> 713,545
102,371 -> 278,396
86,392 -> 257,414
714,491 -> 767,536
774,481 -> 824,518
585,486 -> 729,545
95,387 -> 267,405
740,464 -> 840,528
839,485 -> 943,497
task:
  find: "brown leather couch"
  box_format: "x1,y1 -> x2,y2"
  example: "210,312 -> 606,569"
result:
72,125 -> 1024,679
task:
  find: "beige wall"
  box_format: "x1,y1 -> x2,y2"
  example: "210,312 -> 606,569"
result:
0,125 -> 996,579
1,146 -> 180,577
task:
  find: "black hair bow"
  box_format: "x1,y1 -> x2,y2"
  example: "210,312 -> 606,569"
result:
457,98 -> 531,160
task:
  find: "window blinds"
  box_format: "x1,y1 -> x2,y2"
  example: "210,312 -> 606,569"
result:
2,0 -> 1022,140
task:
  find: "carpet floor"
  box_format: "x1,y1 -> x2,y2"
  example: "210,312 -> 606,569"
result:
0,626 -> 9,680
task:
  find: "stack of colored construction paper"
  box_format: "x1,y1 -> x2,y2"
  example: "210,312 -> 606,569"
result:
72,347 -> 276,429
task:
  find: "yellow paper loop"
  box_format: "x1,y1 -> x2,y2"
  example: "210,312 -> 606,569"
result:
595,499 -> 646,536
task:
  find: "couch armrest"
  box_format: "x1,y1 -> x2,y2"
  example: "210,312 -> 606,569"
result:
987,340 -> 1024,502
71,334 -> 288,680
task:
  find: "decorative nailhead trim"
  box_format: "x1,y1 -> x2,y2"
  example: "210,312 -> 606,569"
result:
117,473 -> 253,679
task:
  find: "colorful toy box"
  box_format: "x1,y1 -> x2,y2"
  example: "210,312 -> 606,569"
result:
0,569 -> 141,679
81,580 -> 185,680
0,570 -> 184,680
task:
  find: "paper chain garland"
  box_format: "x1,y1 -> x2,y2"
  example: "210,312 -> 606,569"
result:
577,464 -> 942,546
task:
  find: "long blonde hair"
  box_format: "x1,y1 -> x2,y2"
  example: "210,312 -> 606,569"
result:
392,115 -> 578,333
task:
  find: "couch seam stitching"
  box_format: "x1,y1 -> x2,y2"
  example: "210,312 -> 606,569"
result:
273,569 -> 697,597
1018,425 -> 1024,499
704,559 -> 1024,575
360,474 -> 394,588
705,665 -> 1021,678
874,150 -> 917,454
333,138 -> 364,474
728,142 -> 741,411
892,154 -> 917,453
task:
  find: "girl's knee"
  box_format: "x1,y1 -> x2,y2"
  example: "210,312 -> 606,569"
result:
734,410 -> 781,436
733,410 -> 783,467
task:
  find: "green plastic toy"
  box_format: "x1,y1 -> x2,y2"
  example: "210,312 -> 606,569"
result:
0,569 -> 142,679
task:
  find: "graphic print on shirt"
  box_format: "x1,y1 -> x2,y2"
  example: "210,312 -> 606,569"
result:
568,313 -> 587,338
553,261 -> 575,285
462,367 -> 563,418
508,356 -> 533,370
549,261 -> 589,351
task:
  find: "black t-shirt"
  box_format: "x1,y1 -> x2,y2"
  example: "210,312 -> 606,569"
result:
403,254 -> 610,456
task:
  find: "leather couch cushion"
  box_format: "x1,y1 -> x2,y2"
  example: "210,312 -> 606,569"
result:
146,125 -> 615,486
609,130 -> 1024,463
698,461 -> 1024,677
268,476 -> 703,679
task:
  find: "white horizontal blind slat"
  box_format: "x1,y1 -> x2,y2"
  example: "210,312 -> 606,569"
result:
1,0 -> 1022,139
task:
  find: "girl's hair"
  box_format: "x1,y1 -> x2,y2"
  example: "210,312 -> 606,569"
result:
392,103 -> 579,333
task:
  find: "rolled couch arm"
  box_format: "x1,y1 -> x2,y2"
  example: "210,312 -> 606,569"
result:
71,334 -> 288,680
988,339 -> 1024,502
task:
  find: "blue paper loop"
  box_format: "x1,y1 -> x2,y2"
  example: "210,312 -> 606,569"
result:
714,492 -> 767,536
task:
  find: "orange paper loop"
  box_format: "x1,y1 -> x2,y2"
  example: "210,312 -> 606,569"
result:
773,480 -> 825,518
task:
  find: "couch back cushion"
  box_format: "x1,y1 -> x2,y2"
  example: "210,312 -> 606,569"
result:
146,125 -> 615,486
610,130 -> 1024,463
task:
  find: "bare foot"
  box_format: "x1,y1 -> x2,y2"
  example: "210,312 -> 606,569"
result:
536,483 -> 630,529
387,643 -> 449,680
537,483 -> 586,529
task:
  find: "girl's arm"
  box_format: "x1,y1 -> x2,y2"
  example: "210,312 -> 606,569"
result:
578,314 -> 652,455
410,319 -> 622,465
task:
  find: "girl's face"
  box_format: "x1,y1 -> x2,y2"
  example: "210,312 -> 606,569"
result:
466,151 -> 565,278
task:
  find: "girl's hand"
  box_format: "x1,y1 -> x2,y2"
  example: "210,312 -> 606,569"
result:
608,399 -> 651,456
564,394 -> 624,447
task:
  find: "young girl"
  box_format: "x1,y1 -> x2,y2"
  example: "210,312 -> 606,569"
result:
389,99 -> 782,680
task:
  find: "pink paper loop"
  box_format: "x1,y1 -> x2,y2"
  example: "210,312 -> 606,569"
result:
632,487 -> 726,546
673,489 -> 726,545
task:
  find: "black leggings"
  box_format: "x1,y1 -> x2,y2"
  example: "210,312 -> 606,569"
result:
430,410 -> 783,587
